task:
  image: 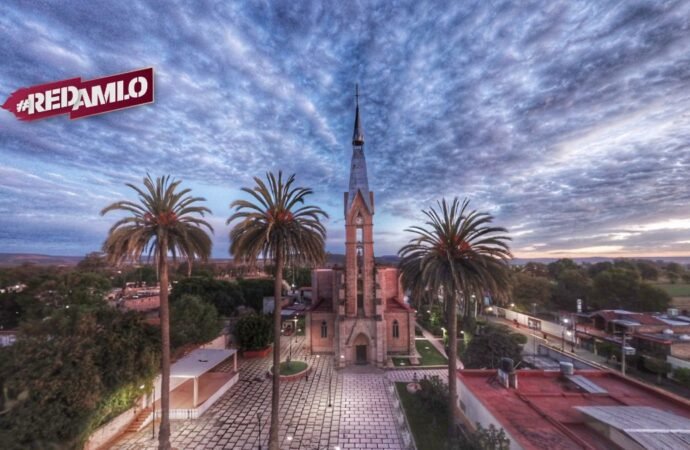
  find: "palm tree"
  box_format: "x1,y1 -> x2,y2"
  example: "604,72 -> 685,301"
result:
399,198 -> 511,445
101,175 -> 213,450
228,171 -> 327,450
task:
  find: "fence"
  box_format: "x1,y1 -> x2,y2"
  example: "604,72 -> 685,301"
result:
387,379 -> 417,450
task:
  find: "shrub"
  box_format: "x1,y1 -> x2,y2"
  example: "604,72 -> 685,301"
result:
511,333 -> 528,345
456,423 -> 510,450
418,375 -> 448,416
170,294 -> 222,349
673,367 -> 690,388
0,307 -> 159,449
235,314 -> 273,351
463,324 -> 521,369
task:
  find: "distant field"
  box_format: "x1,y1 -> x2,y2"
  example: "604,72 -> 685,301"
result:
654,283 -> 690,297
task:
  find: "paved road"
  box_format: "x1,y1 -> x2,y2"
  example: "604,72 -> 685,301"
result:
112,335 -> 447,450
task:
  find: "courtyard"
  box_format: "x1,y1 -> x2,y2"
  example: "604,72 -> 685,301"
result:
112,335 -> 446,450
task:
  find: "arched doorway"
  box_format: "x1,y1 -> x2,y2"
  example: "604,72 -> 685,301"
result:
353,333 -> 369,365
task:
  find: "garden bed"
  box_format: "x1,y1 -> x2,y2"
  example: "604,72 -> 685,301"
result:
395,382 -> 448,450
393,339 -> 447,367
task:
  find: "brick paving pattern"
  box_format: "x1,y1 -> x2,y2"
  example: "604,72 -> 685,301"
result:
112,335 -> 448,450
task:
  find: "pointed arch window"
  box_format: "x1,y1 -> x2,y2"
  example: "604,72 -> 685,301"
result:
321,321 -> 328,338
392,320 -> 400,339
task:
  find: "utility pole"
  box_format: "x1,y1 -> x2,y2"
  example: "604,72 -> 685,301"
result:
621,333 -> 627,376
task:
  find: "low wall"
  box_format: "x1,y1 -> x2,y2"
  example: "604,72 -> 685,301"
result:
83,405 -> 140,450
498,308 -> 573,343
668,355 -> 690,374
201,334 -> 228,350
457,375 -> 523,450
537,344 -> 599,370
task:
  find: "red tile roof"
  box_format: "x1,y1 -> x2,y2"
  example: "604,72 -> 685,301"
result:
458,369 -> 690,450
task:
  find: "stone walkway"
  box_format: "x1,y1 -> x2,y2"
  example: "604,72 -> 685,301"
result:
111,336 -> 448,450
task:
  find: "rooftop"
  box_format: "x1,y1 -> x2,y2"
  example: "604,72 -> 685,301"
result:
171,348 -> 236,379
458,369 -> 690,450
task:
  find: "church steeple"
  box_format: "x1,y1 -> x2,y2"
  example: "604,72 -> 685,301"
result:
352,84 -> 364,146
347,84 -> 373,214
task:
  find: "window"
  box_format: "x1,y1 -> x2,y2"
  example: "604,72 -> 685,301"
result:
392,320 -> 400,339
321,321 -> 328,338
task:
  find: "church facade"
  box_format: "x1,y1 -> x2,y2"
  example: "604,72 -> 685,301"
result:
305,89 -> 417,368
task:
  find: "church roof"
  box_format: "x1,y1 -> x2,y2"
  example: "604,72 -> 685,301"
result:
347,84 -> 373,214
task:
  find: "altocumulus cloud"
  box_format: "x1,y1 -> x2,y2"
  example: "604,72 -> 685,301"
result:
2,1 -> 690,258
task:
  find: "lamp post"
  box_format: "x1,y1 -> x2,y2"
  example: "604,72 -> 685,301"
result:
561,318 -> 569,352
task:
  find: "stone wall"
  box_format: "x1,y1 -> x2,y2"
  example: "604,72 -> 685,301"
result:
310,312 -> 336,353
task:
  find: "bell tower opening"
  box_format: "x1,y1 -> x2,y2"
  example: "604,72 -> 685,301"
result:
356,222 -> 364,315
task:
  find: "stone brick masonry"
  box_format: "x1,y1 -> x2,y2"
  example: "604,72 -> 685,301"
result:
112,335 -> 446,450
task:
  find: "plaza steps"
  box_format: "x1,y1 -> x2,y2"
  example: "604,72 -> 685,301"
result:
126,406 -> 153,433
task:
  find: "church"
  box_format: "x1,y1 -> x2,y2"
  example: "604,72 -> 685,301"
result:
305,88 -> 417,368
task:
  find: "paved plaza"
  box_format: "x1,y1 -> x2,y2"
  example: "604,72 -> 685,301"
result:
113,335 -> 446,450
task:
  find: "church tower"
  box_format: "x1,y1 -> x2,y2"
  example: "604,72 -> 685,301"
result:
336,84 -> 388,367
306,85 -> 416,369
344,84 -> 375,318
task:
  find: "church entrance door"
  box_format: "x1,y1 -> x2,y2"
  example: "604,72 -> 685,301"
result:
356,345 -> 367,364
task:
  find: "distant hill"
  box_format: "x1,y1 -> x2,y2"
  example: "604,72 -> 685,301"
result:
3,252 -> 690,268
0,253 -> 83,267
511,256 -> 690,265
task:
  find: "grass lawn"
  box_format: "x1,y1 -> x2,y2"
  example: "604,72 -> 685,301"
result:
395,383 -> 448,450
275,360 -> 308,375
393,339 -> 447,366
654,283 -> 690,297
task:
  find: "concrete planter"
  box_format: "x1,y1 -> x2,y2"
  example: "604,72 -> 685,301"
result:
267,362 -> 311,382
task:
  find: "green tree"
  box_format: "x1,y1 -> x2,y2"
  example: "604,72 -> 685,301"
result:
101,174 -> 213,450
510,272 -> 552,309
587,261 -> 613,278
552,269 -> 590,311
236,278 -> 275,312
170,294 -> 222,349
547,258 -> 579,279
0,306 -> 160,449
463,324 -> 522,369
76,252 -> 109,273
228,171 -> 327,450
522,262 -> 549,278
171,276 -> 246,316
591,269 -> 670,311
635,260 -> 659,281
235,313 -> 274,351
637,283 -> 671,312
399,198 -> 511,443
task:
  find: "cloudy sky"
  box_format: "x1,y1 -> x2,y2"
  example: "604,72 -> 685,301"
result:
2,1 -> 690,259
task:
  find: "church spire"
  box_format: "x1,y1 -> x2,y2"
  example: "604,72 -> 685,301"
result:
352,84 -> 364,146
347,83 -> 372,214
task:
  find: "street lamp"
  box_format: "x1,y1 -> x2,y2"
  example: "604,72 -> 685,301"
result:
561,318 -> 569,352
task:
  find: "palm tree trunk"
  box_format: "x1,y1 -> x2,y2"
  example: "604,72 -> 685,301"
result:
269,250 -> 284,450
447,292 -> 459,445
158,238 -> 172,450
